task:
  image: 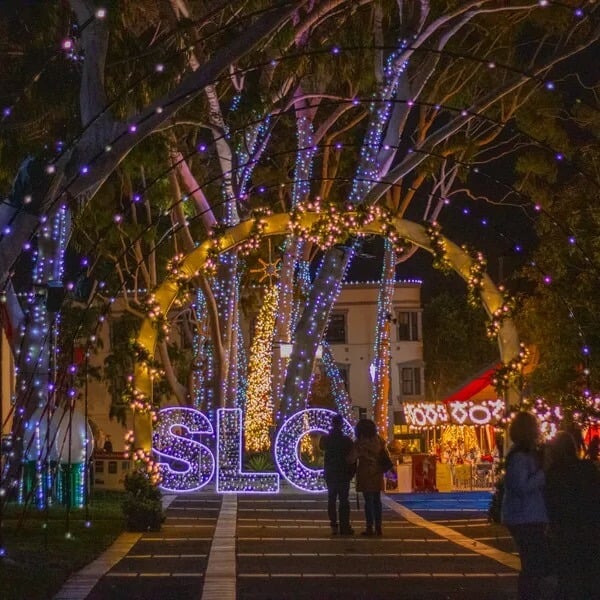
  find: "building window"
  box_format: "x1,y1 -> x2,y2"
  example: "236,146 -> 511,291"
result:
401,367 -> 422,396
335,363 -> 350,392
325,312 -> 347,344
397,311 -> 419,341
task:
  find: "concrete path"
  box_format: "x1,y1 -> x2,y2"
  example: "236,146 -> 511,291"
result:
55,489 -> 519,600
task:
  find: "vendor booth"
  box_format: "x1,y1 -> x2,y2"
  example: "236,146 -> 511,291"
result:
398,365 -> 504,491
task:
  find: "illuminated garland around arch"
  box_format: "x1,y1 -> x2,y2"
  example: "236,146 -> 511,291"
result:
127,207 -> 523,476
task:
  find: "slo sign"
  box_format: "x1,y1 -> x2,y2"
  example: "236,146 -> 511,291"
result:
152,407 -> 353,494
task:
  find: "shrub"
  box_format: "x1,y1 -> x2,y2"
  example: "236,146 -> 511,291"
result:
122,470 -> 165,532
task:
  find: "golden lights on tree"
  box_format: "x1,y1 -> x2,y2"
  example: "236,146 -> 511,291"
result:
244,284 -> 279,452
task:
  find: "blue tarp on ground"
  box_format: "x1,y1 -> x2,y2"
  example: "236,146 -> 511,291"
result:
389,491 -> 492,511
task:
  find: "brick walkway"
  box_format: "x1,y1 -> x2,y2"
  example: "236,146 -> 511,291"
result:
54,488 -> 520,600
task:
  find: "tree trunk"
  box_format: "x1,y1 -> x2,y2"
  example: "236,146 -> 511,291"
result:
372,239 -> 396,439
281,246 -> 353,416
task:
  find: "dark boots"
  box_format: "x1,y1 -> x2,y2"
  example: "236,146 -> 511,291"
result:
361,524 -> 382,536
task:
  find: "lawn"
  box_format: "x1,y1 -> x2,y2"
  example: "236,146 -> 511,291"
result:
0,491 -> 126,600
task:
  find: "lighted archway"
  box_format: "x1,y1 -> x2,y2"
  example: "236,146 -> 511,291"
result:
132,211 -> 521,446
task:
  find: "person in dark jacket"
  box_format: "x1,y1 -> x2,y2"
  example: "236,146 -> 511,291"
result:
545,431 -> 600,599
319,414 -> 355,535
351,418 -> 386,536
501,411 -> 549,600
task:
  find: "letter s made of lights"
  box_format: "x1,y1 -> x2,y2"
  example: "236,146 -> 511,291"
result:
152,407 -> 215,492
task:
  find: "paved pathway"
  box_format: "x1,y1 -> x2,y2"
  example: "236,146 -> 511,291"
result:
55,489 -> 520,600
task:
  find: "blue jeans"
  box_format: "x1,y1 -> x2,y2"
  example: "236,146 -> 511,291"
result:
362,491 -> 382,529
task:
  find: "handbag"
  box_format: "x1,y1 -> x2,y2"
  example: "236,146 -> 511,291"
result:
378,446 -> 394,473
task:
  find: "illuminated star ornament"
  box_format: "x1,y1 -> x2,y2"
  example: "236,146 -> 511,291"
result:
250,239 -> 281,285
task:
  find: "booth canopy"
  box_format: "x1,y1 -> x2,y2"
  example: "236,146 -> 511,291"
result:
442,364 -> 499,404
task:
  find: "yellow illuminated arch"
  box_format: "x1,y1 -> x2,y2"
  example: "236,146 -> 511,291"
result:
134,213 -> 520,407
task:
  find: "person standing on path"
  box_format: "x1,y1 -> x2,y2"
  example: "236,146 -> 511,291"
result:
501,411 -> 550,600
545,431 -> 600,600
352,418 -> 386,536
319,414 -> 355,535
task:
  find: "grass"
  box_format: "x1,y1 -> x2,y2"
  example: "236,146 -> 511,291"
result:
0,490 -> 126,600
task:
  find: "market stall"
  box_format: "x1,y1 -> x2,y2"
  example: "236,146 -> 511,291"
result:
401,365 -> 504,490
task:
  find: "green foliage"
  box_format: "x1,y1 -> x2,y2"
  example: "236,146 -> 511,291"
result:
103,313 -> 141,424
423,290 -> 498,400
0,491 -> 125,600
122,470 -> 164,532
245,451 -> 276,472
515,146 -> 600,402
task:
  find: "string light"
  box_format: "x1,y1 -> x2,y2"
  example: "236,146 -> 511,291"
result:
274,408 -> 352,493
244,285 -> 278,452
216,409 -> 278,493
152,407 -> 214,493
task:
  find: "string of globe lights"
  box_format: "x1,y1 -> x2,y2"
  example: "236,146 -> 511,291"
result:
1,2 -> 300,164
3,91 -> 596,432
9,73 -> 594,299
0,5 -> 592,274
126,208 -> 527,489
5,123 -> 596,502
3,109 -> 596,436
2,143 -> 592,508
2,0 -> 579,125
1,0 -> 596,512
94,179 -> 596,436
1,0 -> 594,251
0,0 -> 592,556
0,207 -> 580,510
0,3 -> 311,246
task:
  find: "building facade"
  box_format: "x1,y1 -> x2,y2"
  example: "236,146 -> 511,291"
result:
322,280 -> 425,426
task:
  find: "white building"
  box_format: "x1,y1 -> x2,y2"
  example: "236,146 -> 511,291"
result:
322,280 -> 425,426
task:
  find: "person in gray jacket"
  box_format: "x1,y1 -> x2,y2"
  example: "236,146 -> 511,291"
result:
501,411 -> 549,600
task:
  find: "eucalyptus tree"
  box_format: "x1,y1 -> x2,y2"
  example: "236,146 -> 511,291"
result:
277,0 -> 599,435
0,0 -> 312,487
1,0 -> 598,465
516,146 -> 600,407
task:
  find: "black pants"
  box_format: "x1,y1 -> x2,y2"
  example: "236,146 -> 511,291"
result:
508,523 -> 550,600
326,479 -> 351,530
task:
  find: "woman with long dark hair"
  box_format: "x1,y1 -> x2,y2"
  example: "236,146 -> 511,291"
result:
501,411 -> 550,600
545,431 -> 600,599
353,418 -> 386,536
